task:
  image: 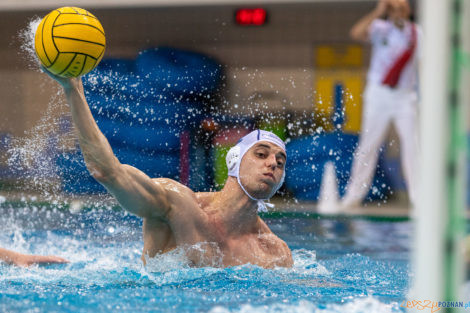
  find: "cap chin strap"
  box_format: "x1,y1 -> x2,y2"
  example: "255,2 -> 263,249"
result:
236,175 -> 274,213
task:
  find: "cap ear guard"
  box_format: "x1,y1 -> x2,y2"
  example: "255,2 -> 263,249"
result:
226,145 -> 240,175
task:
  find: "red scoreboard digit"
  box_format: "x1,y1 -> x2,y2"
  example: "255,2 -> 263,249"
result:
235,8 -> 267,26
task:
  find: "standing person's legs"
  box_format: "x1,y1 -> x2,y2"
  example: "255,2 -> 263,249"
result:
341,86 -> 392,208
392,92 -> 418,206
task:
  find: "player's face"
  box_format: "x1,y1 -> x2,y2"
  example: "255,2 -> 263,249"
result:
238,142 -> 286,199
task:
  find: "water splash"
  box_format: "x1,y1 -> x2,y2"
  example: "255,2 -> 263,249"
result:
5,95 -> 75,202
4,19 -> 106,205
18,17 -> 42,71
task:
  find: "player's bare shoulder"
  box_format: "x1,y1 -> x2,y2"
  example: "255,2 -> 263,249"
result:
151,178 -> 203,218
151,178 -> 197,203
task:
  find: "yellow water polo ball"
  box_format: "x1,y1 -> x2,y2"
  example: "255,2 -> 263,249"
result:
34,7 -> 106,77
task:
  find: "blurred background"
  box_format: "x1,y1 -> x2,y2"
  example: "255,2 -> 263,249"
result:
0,0 -> 444,211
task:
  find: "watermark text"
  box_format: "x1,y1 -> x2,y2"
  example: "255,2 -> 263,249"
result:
401,300 -> 470,312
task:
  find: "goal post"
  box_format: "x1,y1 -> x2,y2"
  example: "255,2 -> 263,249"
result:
412,0 -> 469,307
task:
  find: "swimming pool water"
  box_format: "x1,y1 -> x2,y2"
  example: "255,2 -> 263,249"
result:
0,201 -> 410,313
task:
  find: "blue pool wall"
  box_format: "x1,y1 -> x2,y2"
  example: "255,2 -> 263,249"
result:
57,47 -> 222,193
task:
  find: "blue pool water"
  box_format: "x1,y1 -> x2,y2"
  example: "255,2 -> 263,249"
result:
0,201 -> 410,313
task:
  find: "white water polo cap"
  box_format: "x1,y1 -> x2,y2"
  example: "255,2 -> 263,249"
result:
225,130 -> 286,212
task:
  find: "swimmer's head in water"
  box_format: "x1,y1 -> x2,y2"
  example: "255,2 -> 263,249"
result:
226,130 -> 286,201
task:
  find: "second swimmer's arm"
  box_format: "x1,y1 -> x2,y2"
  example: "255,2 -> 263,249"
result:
0,247 -> 68,267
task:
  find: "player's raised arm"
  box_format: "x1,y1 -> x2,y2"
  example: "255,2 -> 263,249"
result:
350,0 -> 388,41
43,70 -> 172,219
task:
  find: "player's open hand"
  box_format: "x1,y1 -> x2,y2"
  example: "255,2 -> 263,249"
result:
14,253 -> 69,267
41,65 -> 82,91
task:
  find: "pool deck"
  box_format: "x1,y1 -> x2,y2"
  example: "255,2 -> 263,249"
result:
0,190 -> 415,219
272,200 -> 412,219
261,194 -> 417,220
2,189 -> 470,219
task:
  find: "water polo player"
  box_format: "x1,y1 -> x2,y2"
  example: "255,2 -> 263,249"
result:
43,70 -> 293,268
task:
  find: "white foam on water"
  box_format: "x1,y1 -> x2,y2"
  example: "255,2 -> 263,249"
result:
0,238 -> 143,285
208,297 -> 400,313
0,226 -> 325,285
143,246 -> 193,273
144,241 -> 224,271
142,241 -> 227,286
289,249 -> 330,276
